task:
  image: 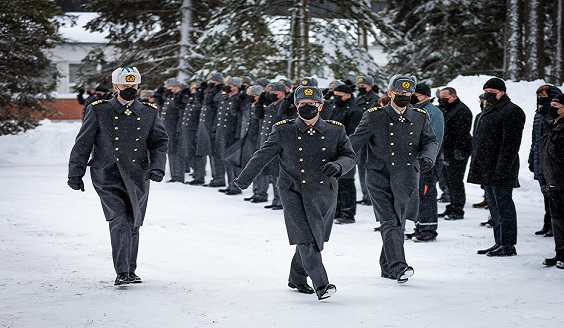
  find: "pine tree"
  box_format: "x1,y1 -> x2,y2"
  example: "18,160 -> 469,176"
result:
0,0 -> 64,135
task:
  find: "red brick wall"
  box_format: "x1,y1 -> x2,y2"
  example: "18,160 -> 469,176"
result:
45,99 -> 83,120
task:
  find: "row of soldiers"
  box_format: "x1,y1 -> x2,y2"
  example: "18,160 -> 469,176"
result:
157,73 -> 381,222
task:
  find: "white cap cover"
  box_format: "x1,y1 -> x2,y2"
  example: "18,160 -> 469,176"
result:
111,67 -> 141,85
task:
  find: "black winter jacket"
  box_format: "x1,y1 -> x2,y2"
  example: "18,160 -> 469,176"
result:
442,98 -> 473,161
540,118 -> 564,190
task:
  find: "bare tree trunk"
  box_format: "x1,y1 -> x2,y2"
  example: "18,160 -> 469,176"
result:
554,0 -> 564,84
178,0 -> 192,83
505,0 -> 522,80
524,0 -> 542,81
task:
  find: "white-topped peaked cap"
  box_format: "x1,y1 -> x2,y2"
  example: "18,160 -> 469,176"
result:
111,67 -> 142,85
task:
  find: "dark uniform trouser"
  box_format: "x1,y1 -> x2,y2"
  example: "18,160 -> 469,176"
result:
416,165 -> 438,235
253,174 -> 269,200
358,146 -> 369,201
225,163 -> 241,192
336,166 -> 356,219
484,185 -> 517,246
540,183 -> 552,228
289,243 -> 329,289
191,155 -> 207,182
210,148 -> 226,184
169,153 -> 186,182
547,190 -> 564,258
444,157 -> 468,214
109,216 -> 139,274
366,168 -> 408,277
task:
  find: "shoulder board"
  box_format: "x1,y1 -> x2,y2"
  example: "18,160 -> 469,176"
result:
142,102 -> 159,110
221,91 -> 227,95
275,119 -> 295,126
91,100 -> 108,106
327,120 -> 343,126
367,106 -> 381,113
413,107 -> 427,114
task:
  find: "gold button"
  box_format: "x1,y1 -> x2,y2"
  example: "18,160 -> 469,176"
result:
407,163 -> 411,166
320,181 -> 324,184
137,117 -> 141,121
322,159 -> 326,162
135,138 -> 139,141
409,153 -> 412,156
116,158 -> 119,161
300,169 -> 305,173
114,116 -> 118,120
391,142 -> 394,146
115,127 -> 118,130
134,148 -> 138,152
137,127 -> 140,130
321,136 -> 325,139
302,180 -> 306,184
223,125 -> 227,127
115,137 -> 119,141
390,123 -> 394,126
390,133 -> 394,136
299,158 -> 303,162
132,159 -> 136,163
322,148 -> 326,151
410,132 -> 413,135
115,147 -> 119,151
410,123 -> 414,125
392,162 -> 395,165
298,136 -> 302,140
391,152 -> 395,156
409,142 -> 413,145
299,148 -> 303,151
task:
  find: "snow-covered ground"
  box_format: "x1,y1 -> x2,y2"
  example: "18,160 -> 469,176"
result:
1,76 -> 562,327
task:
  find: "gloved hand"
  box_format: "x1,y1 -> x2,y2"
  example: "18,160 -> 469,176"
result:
78,88 -> 85,95
321,162 -> 342,177
233,178 -> 249,190
146,169 -> 164,182
418,157 -> 434,173
68,177 -> 85,192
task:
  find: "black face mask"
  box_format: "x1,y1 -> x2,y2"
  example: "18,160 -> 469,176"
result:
549,106 -> 561,120
223,85 -> 232,93
358,87 -> 367,95
298,104 -> 319,120
334,95 -> 345,105
484,92 -> 499,105
269,93 -> 279,102
537,97 -> 550,113
392,94 -> 411,108
119,87 -> 137,101
438,98 -> 451,109
410,95 -> 420,105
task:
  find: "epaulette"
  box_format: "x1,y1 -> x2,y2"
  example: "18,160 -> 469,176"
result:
275,119 -> 295,126
142,102 -> 159,110
91,99 -> 108,106
413,107 -> 427,114
367,106 -> 381,113
327,120 -> 343,126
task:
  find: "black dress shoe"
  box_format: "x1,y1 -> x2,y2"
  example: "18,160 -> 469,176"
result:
437,209 -> 451,218
487,245 -> 517,257
445,212 -> 464,220
316,284 -> 336,300
334,217 -> 355,224
225,189 -> 242,195
206,181 -> 226,187
166,179 -> 182,183
543,256 -> 560,266
264,204 -> 276,209
397,266 -> 414,283
288,282 -> 315,294
271,205 -> 283,210
557,261 -> 564,269
218,188 -> 228,193
114,273 -> 130,285
480,217 -> 494,227
414,233 -> 436,242
535,224 -> 551,235
129,273 -> 142,283
244,196 -> 254,201
477,244 -> 500,254
250,198 -> 268,203
381,272 -> 394,279
544,229 -> 553,237
472,198 -> 488,208
186,180 -> 204,185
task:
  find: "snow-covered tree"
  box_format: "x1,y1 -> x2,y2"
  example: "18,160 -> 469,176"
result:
0,0 -> 65,135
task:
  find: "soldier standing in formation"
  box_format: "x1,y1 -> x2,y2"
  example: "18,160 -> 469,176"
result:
180,82 -> 206,185
349,75 -> 439,283
68,67 -> 168,285
234,86 -> 357,300
161,78 -> 188,183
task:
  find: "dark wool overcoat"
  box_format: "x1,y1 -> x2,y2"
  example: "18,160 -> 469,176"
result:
68,97 -> 168,227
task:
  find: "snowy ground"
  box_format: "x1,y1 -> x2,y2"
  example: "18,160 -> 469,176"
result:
1,77 -> 563,327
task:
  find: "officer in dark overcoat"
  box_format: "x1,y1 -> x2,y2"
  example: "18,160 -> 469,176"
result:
180,82 -> 206,185
67,67 -> 168,285
349,75 -> 439,283
235,86 -> 356,300
161,77 -> 188,183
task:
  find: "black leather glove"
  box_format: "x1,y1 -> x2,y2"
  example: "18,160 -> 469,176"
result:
321,162 -> 342,177
233,178 -> 249,190
146,169 -> 164,182
68,177 -> 85,192
418,157 -> 434,173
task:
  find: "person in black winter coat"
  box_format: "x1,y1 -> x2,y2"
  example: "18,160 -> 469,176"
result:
529,85 -> 562,236
437,87 -> 473,220
468,77 -> 526,257
540,93 -> 564,269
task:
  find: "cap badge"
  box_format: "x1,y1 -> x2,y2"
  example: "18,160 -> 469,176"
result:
402,81 -> 411,89
125,75 -> 136,83
304,88 -> 314,96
